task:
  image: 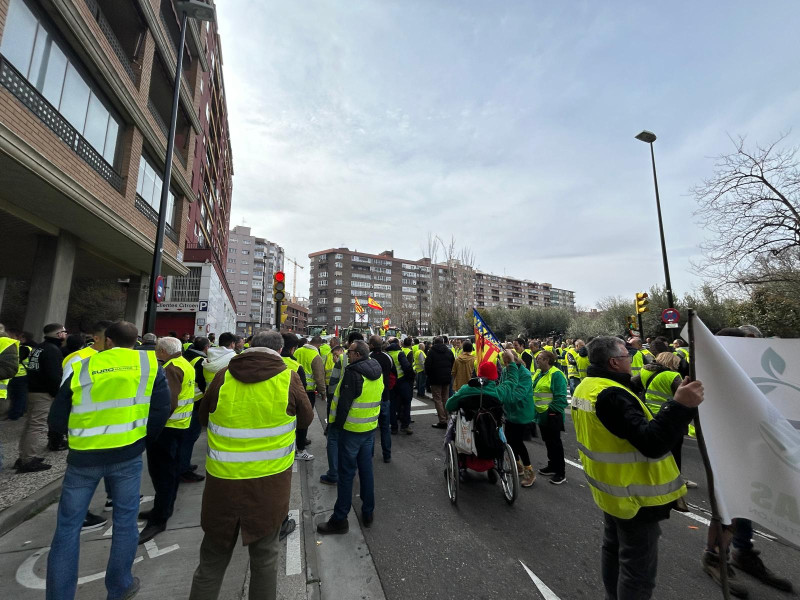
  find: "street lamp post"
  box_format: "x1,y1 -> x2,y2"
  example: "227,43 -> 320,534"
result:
143,1 -> 216,335
635,130 -> 676,339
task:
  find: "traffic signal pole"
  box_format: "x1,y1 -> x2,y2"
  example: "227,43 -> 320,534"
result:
637,313 -> 644,340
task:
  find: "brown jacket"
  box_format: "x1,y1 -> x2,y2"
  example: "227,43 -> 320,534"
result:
199,347 -> 313,545
451,352 -> 476,392
162,352 -> 185,414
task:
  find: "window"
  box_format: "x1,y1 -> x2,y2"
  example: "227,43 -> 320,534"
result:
318,272 -> 328,278
243,240 -> 251,245
239,280 -> 247,285
335,253 -> 343,259
238,290 -> 247,295
241,250 -> 249,255
238,301 -> 246,306
241,260 -> 248,265
318,280 -> 327,286
228,258 -> 236,264
240,270 -> 249,275
136,155 -> 175,226
334,316 -> 342,322
334,307 -> 341,313
226,268 -> 235,273
1,0 -> 121,164
333,297 -> 342,304
334,261 -> 343,268
334,279 -> 343,286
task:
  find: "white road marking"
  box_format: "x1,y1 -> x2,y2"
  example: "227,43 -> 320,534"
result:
285,508 -> 302,576
520,560 -> 561,600
292,462 -> 298,473
410,409 -> 438,416
565,458 -> 583,470
410,399 -> 427,408
104,523 -> 145,537
144,539 -> 179,558
16,547 -> 142,590
140,495 -> 155,504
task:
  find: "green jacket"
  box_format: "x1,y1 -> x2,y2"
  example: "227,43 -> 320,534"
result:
445,363 -> 535,425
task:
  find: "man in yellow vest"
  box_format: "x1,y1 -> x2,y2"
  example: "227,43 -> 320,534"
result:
572,336 -> 704,599
46,321 -> 171,599
512,338 -> 532,370
317,340 -> 384,534
179,336 -> 211,482
0,324 -> 19,443
139,336 -> 196,545
293,336 -> 326,460
3,327 -> 27,422
566,339 -> 585,395
190,330 -> 312,600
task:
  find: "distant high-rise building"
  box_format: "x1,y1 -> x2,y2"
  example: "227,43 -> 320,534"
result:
226,226 -> 284,336
474,271 -> 575,311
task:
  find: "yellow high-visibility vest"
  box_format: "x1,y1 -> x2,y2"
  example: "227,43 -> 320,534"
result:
572,377 -> 686,520
0,337 -> 19,399
68,349 -> 157,450
189,355 -> 204,399
283,356 -> 300,372
640,369 -> 680,416
631,350 -> 644,377
575,353 -> 590,380
164,356 -> 195,430
330,365 -> 383,433
294,346 -> 319,391
15,344 -> 32,378
387,350 -> 409,380
532,366 -> 566,413
413,349 -> 426,373
206,369 -> 296,479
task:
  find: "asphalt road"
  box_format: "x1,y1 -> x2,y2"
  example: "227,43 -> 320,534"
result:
359,397 -> 800,600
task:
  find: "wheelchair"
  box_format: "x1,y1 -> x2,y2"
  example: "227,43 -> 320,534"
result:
444,377 -> 519,506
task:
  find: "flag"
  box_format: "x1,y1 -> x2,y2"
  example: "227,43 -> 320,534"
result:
367,297 -> 383,311
473,309 -> 503,366
354,298 -> 364,314
686,314 -> 800,546
382,317 -> 390,328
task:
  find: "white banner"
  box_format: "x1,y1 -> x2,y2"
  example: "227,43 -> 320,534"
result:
686,316 -> 800,545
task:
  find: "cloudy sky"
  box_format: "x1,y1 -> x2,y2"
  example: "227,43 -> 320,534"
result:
216,1 -> 799,308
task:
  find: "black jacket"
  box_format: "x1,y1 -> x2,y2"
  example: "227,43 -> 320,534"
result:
333,357 -> 383,429
589,365 -> 695,522
27,337 -> 64,397
385,341 -> 414,380
370,349 -> 393,402
183,347 -> 208,394
425,342 -> 455,385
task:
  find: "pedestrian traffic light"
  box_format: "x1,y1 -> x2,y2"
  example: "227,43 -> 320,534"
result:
635,292 -> 649,314
627,315 -> 637,330
273,271 -> 286,302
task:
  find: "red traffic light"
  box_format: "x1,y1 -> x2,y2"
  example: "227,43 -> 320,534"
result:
274,271 -> 285,282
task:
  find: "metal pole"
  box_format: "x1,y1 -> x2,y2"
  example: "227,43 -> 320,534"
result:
648,142 -> 676,339
144,11 -> 189,335
637,312 -> 644,340
275,300 -> 281,332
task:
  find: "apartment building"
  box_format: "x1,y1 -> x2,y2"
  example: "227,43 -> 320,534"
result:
280,301 -> 308,335
225,225 -> 284,336
0,0 -> 225,334
474,271 -> 576,311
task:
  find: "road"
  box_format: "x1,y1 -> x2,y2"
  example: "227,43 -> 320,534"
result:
358,396 -> 800,599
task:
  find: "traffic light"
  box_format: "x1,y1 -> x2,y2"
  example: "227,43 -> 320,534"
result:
635,292 -> 650,314
280,303 -> 288,324
273,271 -> 286,302
627,315 -> 637,330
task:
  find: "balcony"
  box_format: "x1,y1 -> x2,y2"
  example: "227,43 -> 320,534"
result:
83,0 -> 140,83
135,194 -> 177,243
184,240 -> 224,274
0,56 -> 124,191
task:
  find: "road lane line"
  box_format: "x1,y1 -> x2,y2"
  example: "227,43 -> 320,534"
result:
16,548 -> 143,590
144,539 -> 180,558
286,508 -> 302,575
411,409 -> 438,416
519,560 -> 561,600
410,399 -> 427,408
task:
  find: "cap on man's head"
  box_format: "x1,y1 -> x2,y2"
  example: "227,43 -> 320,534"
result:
143,333 -> 157,344
477,362 -> 498,381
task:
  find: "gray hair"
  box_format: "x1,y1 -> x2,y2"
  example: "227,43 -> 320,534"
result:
143,332 -> 157,344
587,336 -> 626,368
156,336 -> 182,355
251,330 -> 284,351
350,340 -> 370,359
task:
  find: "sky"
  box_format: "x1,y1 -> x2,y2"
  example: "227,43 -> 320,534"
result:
216,1 -> 800,309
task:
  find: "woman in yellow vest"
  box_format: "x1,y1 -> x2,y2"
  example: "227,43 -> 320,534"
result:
532,351 -> 569,484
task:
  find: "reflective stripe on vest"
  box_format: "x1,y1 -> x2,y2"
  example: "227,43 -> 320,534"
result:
631,350 -> 644,376
294,346 -> 319,391
329,364 -> 384,433
413,350 -> 426,373
643,370 -> 679,415
206,369 -> 296,479
68,349 -> 157,450
387,350 -> 408,380
532,366 -> 565,412
189,355 -> 204,399
164,356 -> 196,429
575,354 -> 589,379
571,376 -> 686,519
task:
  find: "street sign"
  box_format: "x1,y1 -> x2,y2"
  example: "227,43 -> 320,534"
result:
199,300 -> 208,311
156,301 -> 199,312
665,323 -> 680,328
154,276 -> 165,303
661,308 -> 680,324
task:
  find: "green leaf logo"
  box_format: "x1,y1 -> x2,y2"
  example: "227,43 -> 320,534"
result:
761,347 -> 786,379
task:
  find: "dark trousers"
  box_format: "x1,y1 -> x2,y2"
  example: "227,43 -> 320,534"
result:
8,375 -> 28,420
602,512 -> 661,600
504,422 -> 530,466
147,427 -> 184,525
296,391 -> 316,451
540,419 -> 565,477
389,380 -> 412,430
377,398 -> 391,459
178,402 -> 202,475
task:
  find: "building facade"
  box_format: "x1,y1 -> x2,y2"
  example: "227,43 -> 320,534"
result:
474,271 -> 575,311
0,0 -> 228,335
225,225 -> 284,336
280,301 -> 308,335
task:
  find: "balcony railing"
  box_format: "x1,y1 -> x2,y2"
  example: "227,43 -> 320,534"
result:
135,194 -> 177,243
83,0 -> 136,82
147,98 -> 189,169
0,55 -> 124,192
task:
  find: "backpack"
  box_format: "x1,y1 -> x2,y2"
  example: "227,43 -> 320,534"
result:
473,409 -> 505,459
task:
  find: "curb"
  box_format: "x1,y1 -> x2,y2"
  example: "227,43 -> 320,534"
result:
0,475 -> 62,537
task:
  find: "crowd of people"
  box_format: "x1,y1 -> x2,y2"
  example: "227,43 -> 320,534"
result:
0,321 -> 795,600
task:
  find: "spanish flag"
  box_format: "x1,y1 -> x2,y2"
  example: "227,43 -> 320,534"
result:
367,297 -> 383,311
354,298 -> 365,314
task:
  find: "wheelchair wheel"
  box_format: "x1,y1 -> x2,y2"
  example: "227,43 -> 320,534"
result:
498,443 -> 519,505
445,441 -> 458,505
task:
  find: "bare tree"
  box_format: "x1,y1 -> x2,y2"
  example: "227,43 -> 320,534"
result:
693,133 -> 800,290
424,234 -> 475,334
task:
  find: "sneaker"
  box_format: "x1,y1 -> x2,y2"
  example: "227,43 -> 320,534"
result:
674,497 -> 690,512
520,466 -> 536,488
701,551 -> 749,598
319,474 -> 337,486
431,422 -> 447,429
316,517 -> 349,535
119,577 -> 141,600
731,548 -> 793,592
684,479 -> 698,489
538,465 -> 556,476
81,512 -> 107,531
401,427 -> 413,435
16,460 -> 52,473
295,449 -> 314,461
549,474 -> 567,485
279,517 -> 296,541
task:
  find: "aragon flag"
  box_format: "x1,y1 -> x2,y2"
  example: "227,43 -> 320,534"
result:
354,298 -> 365,314
367,297 -> 383,311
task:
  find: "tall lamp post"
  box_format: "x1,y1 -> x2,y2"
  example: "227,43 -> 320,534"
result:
144,0 -> 216,335
635,130 -> 676,339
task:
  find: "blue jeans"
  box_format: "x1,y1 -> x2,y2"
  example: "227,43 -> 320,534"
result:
324,425 -> 340,482
47,455 -> 143,600
389,380 -> 411,430
178,402 -> 202,474
415,372 -> 427,397
377,398 -> 391,459
569,377 -> 580,397
333,430 -> 375,520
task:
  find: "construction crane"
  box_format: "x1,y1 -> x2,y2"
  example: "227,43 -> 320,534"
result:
285,256 -> 305,303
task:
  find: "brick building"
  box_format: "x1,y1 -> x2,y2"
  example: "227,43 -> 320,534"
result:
281,301 -> 308,335
474,271 -> 575,310
0,0 -> 232,336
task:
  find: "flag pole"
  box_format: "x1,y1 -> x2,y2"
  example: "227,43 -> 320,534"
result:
688,308 -> 731,600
